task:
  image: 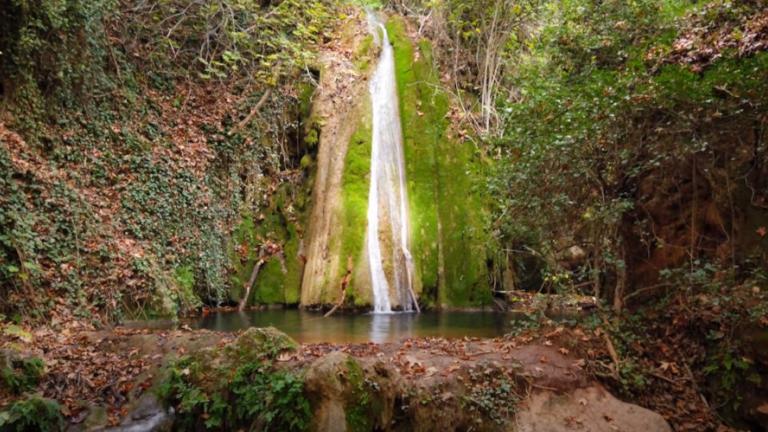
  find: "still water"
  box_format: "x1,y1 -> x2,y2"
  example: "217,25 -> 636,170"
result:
189,309 -> 510,344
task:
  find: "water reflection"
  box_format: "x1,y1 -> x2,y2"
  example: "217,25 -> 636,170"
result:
368,312 -> 416,343
189,309 -> 508,344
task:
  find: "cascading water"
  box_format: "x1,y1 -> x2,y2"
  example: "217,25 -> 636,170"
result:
366,14 -> 418,314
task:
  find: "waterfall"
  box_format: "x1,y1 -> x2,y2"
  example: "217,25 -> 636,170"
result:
366,14 -> 417,314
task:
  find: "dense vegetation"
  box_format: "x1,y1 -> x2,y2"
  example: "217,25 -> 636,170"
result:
1,0 -> 339,321
1,0 -> 767,430
394,0 -> 768,425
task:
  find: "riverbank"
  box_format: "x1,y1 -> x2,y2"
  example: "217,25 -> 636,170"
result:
0,318 -> 714,431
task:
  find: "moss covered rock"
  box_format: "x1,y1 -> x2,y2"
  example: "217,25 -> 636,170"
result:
385,16 -> 491,308
302,14 -> 491,310
304,352 -> 399,432
225,327 -> 299,361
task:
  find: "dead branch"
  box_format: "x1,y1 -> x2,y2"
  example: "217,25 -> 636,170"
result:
324,256 -> 354,318
598,327 -> 621,379
238,255 -> 264,312
229,89 -> 272,136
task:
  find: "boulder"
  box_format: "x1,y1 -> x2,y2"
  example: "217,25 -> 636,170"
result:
515,385 -> 672,432
224,326 -> 299,361
304,352 -> 400,432
96,394 -> 173,432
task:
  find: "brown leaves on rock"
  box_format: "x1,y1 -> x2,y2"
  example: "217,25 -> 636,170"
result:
1,323 -> 174,426
34,328 -> 152,424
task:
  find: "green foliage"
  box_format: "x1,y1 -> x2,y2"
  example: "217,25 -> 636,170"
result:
0,0 -> 115,134
506,312 -> 542,337
0,0 -> 325,320
0,395 -> 64,432
702,350 -> 750,396
119,0 -> 339,84
160,357 -> 310,431
603,268 -> 768,412
231,363 -> 310,431
0,143 -> 109,318
463,372 -> 520,425
119,153 -> 230,311
159,328 -> 308,431
1,356 -> 44,395
489,0 -> 768,303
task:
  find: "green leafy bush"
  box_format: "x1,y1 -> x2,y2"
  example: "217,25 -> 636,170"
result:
1,356 -> 44,395
487,0 -> 768,307
231,363 -> 310,431
159,356 -> 310,431
158,328 -> 309,430
0,395 -> 63,432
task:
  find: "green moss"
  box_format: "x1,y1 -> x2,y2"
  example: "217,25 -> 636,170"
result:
353,34 -> 376,73
172,265 -> 201,312
174,265 -> 195,293
228,215 -> 257,303
350,0 -> 383,8
228,180 -> 307,305
282,226 -> 304,305
225,327 -> 299,360
339,108 -> 373,306
344,357 -> 372,432
300,154 -> 313,168
386,17 -> 491,307
299,82 -> 316,121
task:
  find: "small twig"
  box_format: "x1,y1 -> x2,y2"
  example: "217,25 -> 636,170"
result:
466,350 -> 495,357
531,383 -> 559,392
682,360 -> 710,409
622,282 -> 672,303
649,371 -> 681,385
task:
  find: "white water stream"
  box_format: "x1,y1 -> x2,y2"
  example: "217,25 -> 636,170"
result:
366,14 -> 417,313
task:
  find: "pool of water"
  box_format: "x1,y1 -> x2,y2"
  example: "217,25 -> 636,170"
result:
189,309 -> 511,344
